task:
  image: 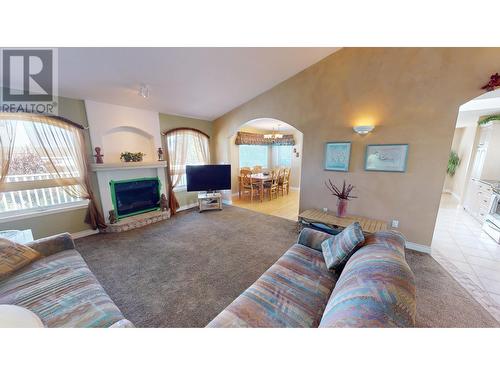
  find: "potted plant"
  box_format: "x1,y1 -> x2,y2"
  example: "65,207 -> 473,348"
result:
447,151 -> 460,177
120,151 -> 145,162
325,179 -> 357,218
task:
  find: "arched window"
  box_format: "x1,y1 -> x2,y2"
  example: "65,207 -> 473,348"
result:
163,128 -> 210,214
0,113 -> 105,228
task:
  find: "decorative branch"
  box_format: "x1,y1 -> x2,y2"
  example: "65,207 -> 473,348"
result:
481,73 -> 500,92
324,179 -> 357,200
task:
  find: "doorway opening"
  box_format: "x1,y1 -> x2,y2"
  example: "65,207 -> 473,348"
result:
432,90 -> 500,319
226,118 -> 303,221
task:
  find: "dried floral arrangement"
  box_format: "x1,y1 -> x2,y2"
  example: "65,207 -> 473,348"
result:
325,179 -> 357,200
120,151 -> 145,162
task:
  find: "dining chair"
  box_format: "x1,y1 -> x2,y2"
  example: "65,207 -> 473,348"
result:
240,169 -> 260,202
263,169 -> 279,200
240,167 -> 252,174
252,165 -> 263,174
278,168 -> 290,196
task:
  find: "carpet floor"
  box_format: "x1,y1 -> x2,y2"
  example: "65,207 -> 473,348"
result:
76,205 -> 499,328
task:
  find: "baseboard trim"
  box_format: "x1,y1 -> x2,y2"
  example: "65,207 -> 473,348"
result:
177,203 -> 198,212
71,229 -> 99,239
442,189 -> 460,202
406,241 -> 432,254
290,186 -> 300,191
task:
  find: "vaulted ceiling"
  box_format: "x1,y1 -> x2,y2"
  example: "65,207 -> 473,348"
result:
58,48 -> 339,121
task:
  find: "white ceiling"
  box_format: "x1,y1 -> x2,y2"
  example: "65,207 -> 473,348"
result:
57,48 -> 339,121
456,90 -> 500,128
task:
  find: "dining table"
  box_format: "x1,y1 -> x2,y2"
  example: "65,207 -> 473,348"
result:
238,173 -> 272,202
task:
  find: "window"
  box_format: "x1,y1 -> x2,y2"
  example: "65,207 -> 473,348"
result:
165,128 -> 210,190
0,117 -> 85,216
239,145 -> 269,168
276,145 -> 292,167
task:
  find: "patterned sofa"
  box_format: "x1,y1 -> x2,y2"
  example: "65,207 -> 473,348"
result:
207,228 -> 416,328
0,233 -> 133,328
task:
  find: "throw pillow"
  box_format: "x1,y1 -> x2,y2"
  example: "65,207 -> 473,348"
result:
0,238 -> 42,280
321,222 -> 365,270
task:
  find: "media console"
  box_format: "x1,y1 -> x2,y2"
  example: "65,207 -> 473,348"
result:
197,192 -> 223,212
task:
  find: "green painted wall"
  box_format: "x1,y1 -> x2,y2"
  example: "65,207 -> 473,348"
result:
158,113 -> 213,208
1,96 -> 95,239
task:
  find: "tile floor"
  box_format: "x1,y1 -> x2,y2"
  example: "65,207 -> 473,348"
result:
432,193 -> 500,321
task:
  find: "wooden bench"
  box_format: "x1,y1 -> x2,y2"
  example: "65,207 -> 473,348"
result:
298,209 -> 388,234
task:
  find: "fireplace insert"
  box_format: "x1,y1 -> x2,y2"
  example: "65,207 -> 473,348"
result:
110,177 -> 161,219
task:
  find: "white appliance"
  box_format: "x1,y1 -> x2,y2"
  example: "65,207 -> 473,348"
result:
483,191 -> 500,243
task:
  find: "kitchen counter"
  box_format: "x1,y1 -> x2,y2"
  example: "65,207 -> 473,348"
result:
476,179 -> 500,192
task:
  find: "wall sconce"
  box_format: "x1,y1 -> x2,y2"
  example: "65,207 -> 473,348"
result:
353,125 -> 374,135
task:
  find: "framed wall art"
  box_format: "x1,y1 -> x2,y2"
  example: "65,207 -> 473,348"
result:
324,142 -> 351,172
364,144 -> 409,172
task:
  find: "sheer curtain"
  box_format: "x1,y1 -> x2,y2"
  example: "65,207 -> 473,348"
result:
164,128 -> 210,215
23,115 -> 106,229
0,119 -> 16,185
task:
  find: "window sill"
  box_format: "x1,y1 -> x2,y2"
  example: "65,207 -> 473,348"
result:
173,186 -> 187,193
0,200 -> 89,224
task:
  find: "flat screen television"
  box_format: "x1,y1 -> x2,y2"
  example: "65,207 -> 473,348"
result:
186,164 -> 231,192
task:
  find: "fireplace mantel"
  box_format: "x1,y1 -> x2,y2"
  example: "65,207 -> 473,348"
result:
90,161 -> 167,172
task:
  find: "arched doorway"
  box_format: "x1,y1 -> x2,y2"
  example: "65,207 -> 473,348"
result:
226,118 -> 303,221
431,90 -> 500,307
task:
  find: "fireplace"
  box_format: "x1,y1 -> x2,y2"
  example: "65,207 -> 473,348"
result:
110,177 -> 161,219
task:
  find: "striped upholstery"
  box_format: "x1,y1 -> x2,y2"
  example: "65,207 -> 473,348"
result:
321,222 -> 365,270
297,227 -> 334,252
207,244 -> 337,327
0,238 -> 41,280
319,231 -> 416,328
0,250 -> 127,328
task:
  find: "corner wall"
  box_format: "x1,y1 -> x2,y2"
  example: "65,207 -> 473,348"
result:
212,48 -> 500,246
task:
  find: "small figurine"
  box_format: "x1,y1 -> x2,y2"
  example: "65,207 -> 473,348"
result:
157,147 -> 164,161
94,147 -> 104,164
158,193 -> 168,211
108,210 -> 117,224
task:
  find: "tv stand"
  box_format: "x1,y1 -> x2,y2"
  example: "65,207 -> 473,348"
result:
198,192 -> 222,212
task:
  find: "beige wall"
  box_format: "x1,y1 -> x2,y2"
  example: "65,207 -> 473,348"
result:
158,113 -> 213,208
213,48 -> 500,246
1,96 -> 95,239
445,125 -> 478,201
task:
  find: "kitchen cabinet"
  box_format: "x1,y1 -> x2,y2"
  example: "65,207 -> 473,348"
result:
464,179 -> 493,223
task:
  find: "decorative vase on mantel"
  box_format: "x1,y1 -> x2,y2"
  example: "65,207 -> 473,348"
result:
337,198 -> 348,218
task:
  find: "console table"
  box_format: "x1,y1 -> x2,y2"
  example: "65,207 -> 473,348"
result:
198,192 -> 223,212
298,209 -> 388,234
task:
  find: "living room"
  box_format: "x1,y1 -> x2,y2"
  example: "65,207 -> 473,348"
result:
1,2 -> 499,374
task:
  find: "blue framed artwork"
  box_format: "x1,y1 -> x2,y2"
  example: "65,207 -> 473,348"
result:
324,142 -> 351,171
364,144 -> 409,172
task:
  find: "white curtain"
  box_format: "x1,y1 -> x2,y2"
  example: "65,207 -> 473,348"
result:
164,128 -> 210,214
6,113 -> 106,229
0,118 -> 16,186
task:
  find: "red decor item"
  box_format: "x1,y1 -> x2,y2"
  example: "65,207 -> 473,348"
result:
481,73 -> 500,91
325,179 -> 357,218
337,198 -> 348,218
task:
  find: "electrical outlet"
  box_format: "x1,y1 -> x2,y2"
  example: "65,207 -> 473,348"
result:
323,207 -> 328,213
391,220 -> 399,228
